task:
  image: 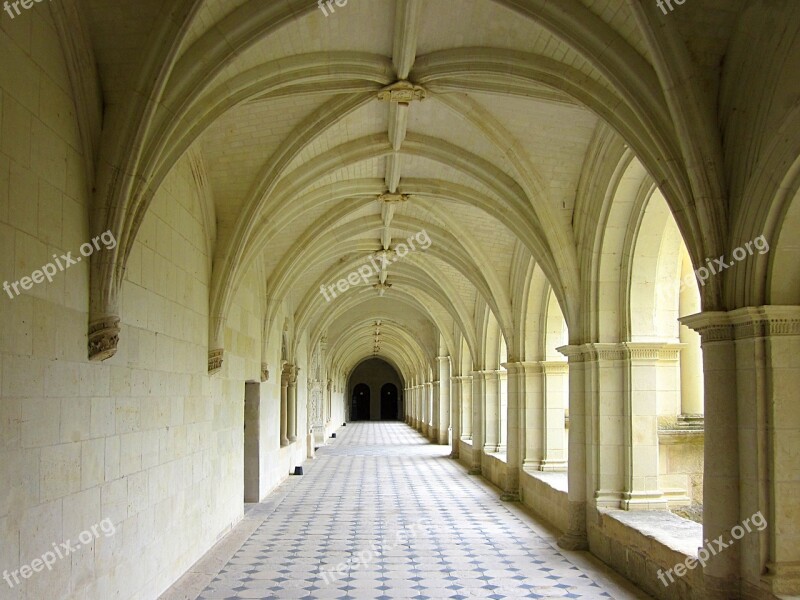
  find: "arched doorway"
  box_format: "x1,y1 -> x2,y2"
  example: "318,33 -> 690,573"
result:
381,384 -> 399,420
352,384 -> 371,421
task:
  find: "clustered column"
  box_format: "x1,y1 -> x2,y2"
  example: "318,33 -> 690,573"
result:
280,363 -> 291,447
437,356 -> 451,445
287,365 -> 298,443
449,376 -> 460,457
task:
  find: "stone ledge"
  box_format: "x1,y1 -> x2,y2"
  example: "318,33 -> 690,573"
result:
599,508 -> 702,558
522,469 -> 569,494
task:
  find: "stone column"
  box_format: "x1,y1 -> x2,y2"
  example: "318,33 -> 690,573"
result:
423,382 -> 433,437
280,364 -> 290,447
498,369 -> 508,454
287,365 -> 298,443
482,370 -> 501,453
461,375 -> 473,440
469,371 -> 485,474
733,307 -> 800,597
450,375 -> 461,458
502,362 -> 527,501
556,345 -> 589,550
404,387 -> 410,424
540,361 -> 568,471
621,343 -> 676,510
418,384 -> 425,434
521,363 -> 545,470
678,255 -> 704,423
438,357 -> 451,445
586,344 -> 626,509
680,312 -> 740,600
431,381 -> 440,442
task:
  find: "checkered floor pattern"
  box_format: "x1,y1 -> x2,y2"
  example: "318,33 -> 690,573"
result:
186,422 -> 651,600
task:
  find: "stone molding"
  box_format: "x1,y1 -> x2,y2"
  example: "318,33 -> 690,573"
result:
682,306 -> 800,343
377,80 -> 426,103
622,342 -> 683,362
208,348 -> 224,375
540,361 -> 568,374
261,363 -> 270,382
88,316 -> 120,361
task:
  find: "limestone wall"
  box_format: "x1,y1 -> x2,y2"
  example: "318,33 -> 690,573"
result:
0,16 -> 302,599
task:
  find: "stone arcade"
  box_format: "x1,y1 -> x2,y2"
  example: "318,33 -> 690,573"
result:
0,1 -> 798,599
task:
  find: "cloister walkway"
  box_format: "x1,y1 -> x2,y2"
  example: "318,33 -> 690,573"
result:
163,423 -> 652,599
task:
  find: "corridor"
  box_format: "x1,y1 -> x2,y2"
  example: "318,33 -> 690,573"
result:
164,423 -> 651,600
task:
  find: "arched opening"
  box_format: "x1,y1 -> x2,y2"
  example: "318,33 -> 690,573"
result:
380,383 -> 399,421
352,384 -> 371,421
346,358 -> 404,422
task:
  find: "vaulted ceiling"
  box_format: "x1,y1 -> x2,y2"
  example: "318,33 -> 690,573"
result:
75,0 -> 780,378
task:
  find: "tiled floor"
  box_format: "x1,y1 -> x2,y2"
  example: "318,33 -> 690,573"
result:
163,422 -> 653,600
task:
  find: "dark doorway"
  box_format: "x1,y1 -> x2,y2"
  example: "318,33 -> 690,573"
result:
352,383 -> 371,421
381,383 -> 399,420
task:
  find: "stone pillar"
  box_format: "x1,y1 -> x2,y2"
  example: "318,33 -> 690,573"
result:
280,364 -> 290,447
404,387 -> 410,424
414,384 -> 425,433
498,369 -> 508,454
556,345 -> 589,550
502,362 -> 526,501
521,362 -> 545,470
438,357 -> 451,445
469,371 -> 484,474
482,370 -> 501,453
679,254 -> 704,423
683,307 -> 800,598
621,343 -> 676,510
586,344 -> 626,509
540,361 -> 568,471
449,376 -> 461,458
287,365 -> 298,443
680,312 -> 740,600
734,307 -> 800,597
423,382 -> 433,437
461,375 -> 473,440
431,381 -> 440,442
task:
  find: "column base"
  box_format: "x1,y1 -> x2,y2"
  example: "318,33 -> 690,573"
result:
500,491 -> 519,502
468,466 -> 482,475
449,451 -> 459,459
538,459 -> 568,472
677,413 -> 705,430
764,560 -> 800,596
483,444 -> 499,453
557,531 -> 589,551
622,490 -> 669,511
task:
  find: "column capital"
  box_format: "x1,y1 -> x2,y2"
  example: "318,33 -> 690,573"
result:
436,355 -> 451,363
557,343 -> 624,361
502,361 -> 544,374
622,342 -> 684,362
452,375 -> 473,381
681,306 -> 800,342
540,360 -> 569,374
679,311 -> 735,342
729,305 -> 800,339
208,348 -> 224,375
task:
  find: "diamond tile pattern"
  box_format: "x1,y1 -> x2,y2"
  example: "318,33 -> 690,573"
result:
193,423 -> 648,600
